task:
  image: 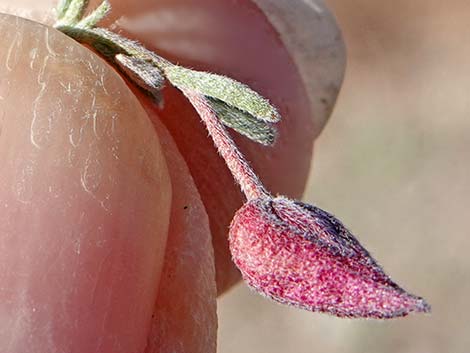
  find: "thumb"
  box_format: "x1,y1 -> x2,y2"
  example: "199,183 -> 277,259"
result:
0,14 -> 171,353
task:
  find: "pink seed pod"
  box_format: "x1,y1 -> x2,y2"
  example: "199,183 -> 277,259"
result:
229,196 -> 431,319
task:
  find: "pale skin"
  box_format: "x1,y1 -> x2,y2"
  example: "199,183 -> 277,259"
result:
0,0 -> 345,352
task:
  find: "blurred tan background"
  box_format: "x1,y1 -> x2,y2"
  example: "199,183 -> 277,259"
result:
218,1 -> 470,352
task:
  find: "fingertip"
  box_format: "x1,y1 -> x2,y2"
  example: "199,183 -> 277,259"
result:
0,15 -> 171,352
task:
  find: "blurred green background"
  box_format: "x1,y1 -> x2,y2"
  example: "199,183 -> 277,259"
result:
218,1 -> 469,352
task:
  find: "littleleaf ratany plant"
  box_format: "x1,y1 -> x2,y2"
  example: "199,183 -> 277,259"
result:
54,0 -> 430,319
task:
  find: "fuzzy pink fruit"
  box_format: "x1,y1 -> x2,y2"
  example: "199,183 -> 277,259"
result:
229,197 -> 431,319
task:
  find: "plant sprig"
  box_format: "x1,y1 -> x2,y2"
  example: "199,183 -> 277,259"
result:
53,0 -> 431,320
54,0 -> 280,146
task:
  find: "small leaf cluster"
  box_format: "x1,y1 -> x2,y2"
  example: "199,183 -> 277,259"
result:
55,0 -> 280,146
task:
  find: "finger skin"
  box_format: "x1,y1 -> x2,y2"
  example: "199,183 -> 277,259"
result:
145,118 -> 217,353
0,15 -> 171,353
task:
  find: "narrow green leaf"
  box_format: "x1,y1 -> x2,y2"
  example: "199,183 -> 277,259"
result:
163,65 -> 281,123
76,0 -> 111,29
207,97 -> 277,146
115,54 -> 164,92
58,0 -> 90,26
115,54 -> 165,104
56,0 -> 73,20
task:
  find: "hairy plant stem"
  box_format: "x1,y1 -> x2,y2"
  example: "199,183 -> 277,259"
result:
182,89 -> 271,201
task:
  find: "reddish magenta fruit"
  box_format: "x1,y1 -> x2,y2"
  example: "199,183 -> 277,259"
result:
229,197 -> 430,318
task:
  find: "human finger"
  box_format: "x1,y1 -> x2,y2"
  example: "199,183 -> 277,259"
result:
0,15 -> 171,353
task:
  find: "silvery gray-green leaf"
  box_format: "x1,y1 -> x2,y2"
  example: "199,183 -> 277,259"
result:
76,0 -> 110,29
56,0 -> 73,19
115,54 -> 165,104
55,0 -> 89,27
207,97 -> 277,146
115,54 -> 165,94
163,65 -> 281,123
